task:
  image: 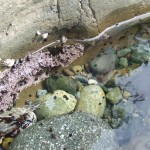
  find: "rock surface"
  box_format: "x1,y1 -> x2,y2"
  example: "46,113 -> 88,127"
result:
10,112 -> 119,150
1,0 -> 150,59
34,90 -> 77,119
75,85 -> 106,117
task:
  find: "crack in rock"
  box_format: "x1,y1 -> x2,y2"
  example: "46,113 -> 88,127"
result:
88,0 -> 100,33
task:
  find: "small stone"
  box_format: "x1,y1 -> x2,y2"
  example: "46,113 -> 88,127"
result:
122,90 -> 131,99
75,85 -> 106,117
2,137 -> 13,150
104,48 -> 116,54
88,79 -> 98,85
63,68 -> 75,76
34,90 -> 77,120
42,33 -> 48,39
117,48 -> 131,57
36,31 -> 41,35
106,87 -> 123,104
71,65 -> 83,75
3,59 -> 15,67
119,57 -> 128,68
36,89 -> 48,98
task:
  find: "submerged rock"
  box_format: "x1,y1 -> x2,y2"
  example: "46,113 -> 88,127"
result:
75,85 -> 106,117
106,87 -> 123,104
34,90 -> 77,120
10,112 -> 119,150
44,75 -> 80,96
117,48 -> 131,57
36,89 -> 48,98
90,53 -> 116,75
119,57 -> 128,68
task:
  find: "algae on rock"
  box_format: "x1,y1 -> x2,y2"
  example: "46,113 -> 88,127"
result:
75,85 -> 106,117
34,90 -> 77,120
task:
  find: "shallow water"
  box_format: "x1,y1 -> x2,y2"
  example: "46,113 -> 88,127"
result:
16,23 -> 150,149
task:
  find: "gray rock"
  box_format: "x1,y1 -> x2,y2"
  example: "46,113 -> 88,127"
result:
106,87 -> 123,104
90,53 -> 116,75
119,57 -> 128,68
34,90 -> 77,120
36,89 -> 48,98
75,85 -> 106,117
10,112 -> 119,150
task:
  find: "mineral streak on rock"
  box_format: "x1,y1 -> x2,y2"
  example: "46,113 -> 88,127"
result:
0,43 -> 84,111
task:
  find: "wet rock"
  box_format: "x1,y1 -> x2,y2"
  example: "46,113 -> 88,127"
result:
10,112 -> 119,150
71,65 -> 83,75
75,85 -> 106,117
63,68 -> 75,76
106,87 -> 123,104
117,48 -> 131,57
110,105 -> 125,128
44,75 -> 79,96
74,75 -> 88,85
122,90 -> 131,99
34,90 -> 77,120
88,79 -> 98,85
119,57 -> 128,68
90,53 -> 116,75
36,89 -> 48,98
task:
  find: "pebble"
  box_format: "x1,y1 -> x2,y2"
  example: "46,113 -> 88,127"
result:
3,59 -> 15,67
36,89 -> 48,98
122,90 -> 131,99
2,137 -> 13,150
119,57 -> 128,68
71,65 -> 83,75
88,79 -> 98,85
74,75 -> 88,84
106,87 -> 123,104
63,68 -> 75,76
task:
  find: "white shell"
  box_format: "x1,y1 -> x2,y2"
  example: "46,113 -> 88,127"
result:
42,33 -> 48,39
3,59 -> 15,67
36,31 -> 41,35
88,79 -> 98,85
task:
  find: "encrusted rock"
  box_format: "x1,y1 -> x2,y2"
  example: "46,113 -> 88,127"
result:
10,112 -> 119,150
75,85 -> 106,117
34,90 -> 77,120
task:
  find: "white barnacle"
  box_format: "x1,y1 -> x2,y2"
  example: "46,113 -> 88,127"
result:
3,59 -> 15,67
42,33 -> 48,39
36,31 -> 41,36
